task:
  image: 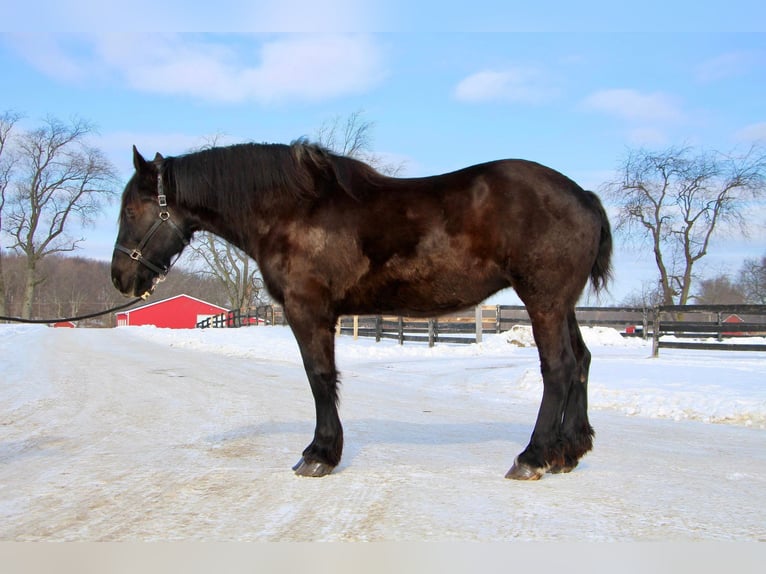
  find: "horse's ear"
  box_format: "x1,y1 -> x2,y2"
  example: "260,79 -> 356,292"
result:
133,145 -> 148,172
153,152 -> 164,170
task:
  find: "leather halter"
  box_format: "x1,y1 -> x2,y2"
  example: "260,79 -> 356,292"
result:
114,172 -> 189,295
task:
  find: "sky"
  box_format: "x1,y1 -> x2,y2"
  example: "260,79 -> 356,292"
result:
1,3 -> 765,304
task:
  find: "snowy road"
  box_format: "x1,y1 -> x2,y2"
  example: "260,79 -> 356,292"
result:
1,325 -> 764,541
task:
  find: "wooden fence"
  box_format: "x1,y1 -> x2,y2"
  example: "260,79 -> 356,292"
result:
196,305 -> 286,329
199,305 -> 652,346
651,304 -> 766,356
197,303 -> 766,353
337,310 -> 483,346
336,306 -> 653,346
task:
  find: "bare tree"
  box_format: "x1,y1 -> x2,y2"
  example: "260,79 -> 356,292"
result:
189,232 -> 266,309
0,111 -> 23,316
620,280 -> 665,308
4,116 -> 119,318
604,145 -> 766,305
738,254 -> 766,304
316,109 -> 374,159
315,109 -> 404,176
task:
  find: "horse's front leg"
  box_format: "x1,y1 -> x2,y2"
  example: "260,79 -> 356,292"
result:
285,304 -> 343,477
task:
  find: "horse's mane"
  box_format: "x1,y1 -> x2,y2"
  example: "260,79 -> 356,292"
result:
164,140 -> 387,217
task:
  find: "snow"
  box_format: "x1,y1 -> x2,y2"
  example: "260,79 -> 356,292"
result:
1,323 -> 764,541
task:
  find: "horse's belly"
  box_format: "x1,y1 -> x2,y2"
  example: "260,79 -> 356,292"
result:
342,252 -> 509,316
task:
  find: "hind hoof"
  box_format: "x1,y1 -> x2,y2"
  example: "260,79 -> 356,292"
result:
292,457 -> 335,477
505,457 -> 544,480
548,462 -> 577,474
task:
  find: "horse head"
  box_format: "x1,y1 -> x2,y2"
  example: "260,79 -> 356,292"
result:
111,146 -> 192,299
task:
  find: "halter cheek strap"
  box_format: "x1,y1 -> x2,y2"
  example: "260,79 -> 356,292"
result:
113,217 -> 180,275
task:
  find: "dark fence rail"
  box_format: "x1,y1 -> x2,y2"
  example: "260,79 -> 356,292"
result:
493,305 -> 651,334
651,304 -> 766,356
196,303 -> 766,353
337,314 -> 481,346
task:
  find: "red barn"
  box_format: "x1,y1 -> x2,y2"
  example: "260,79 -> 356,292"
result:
115,294 -> 228,329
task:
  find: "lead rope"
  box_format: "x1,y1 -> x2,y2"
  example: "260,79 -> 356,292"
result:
0,296 -> 146,324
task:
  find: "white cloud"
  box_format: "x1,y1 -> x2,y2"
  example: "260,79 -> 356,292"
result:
734,122 -> 766,143
582,88 -> 683,123
94,35 -> 245,102
6,35 -> 89,82
241,35 -> 387,103
696,51 -> 764,83
8,34 -> 387,105
454,68 -> 558,104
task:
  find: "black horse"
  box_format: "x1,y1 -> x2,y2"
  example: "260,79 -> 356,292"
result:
112,141 -> 612,480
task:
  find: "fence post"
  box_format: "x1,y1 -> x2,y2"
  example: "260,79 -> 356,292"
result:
398,316 -> 404,345
652,306 -> 660,357
375,316 -> 381,342
495,305 -> 502,333
475,305 -> 483,343
716,311 -> 723,342
427,318 -> 436,347
642,307 -> 649,340
353,315 -> 359,340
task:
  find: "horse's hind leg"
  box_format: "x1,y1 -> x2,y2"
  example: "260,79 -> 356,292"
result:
548,311 -> 594,474
506,308 -> 575,480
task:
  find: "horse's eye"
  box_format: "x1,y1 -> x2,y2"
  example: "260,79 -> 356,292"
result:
125,206 -> 137,220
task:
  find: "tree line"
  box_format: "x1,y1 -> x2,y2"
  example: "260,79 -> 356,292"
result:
691,255 -> 766,305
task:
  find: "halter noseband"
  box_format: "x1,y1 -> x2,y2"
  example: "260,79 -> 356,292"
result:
115,172 -> 189,298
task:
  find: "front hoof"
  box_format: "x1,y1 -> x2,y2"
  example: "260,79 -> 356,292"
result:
292,457 -> 335,477
505,457 -> 544,481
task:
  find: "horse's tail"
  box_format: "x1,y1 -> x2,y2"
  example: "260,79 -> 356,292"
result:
585,190 -> 613,293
